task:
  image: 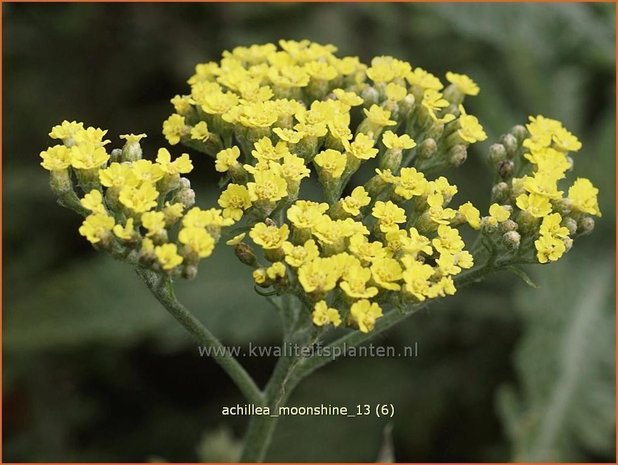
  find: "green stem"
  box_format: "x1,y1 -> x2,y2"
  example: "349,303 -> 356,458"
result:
136,267 -> 264,406
240,340 -> 301,461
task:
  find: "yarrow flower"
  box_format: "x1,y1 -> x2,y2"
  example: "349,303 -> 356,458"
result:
40,39 -> 600,337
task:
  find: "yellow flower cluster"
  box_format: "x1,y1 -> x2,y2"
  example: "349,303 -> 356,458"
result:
41,122 -> 232,276
487,115 -> 600,263
245,176 -> 480,332
41,40 -> 600,336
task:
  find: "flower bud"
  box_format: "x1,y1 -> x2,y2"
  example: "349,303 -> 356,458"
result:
417,138 -> 437,159
510,125 -> 527,144
553,198 -> 572,216
398,94 -> 416,118
122,141 -> 143,162
379,149 -> 403,172
563,236 -> 573,252
577,216 -> 595,236
497,160 -> 514,179
500,133 -> 518,157
489,143 -> 507,164
449,144 -> 467,167
480,217 -> 498,234
110,148 -> 123,163
49,169 -> 73,196
172,186 -> 195,209
491,182 -> 510,203
75,168 -> 101,193
361,86 -> 380,107
500,219 -> 519,233
516,210 -> 537,234
253,268 -> 269,287
426,122 -> 444,140
563,217 -> 578,235
234,242 -> 258,267
182,264 -> 198,280
502,231 -> 521,250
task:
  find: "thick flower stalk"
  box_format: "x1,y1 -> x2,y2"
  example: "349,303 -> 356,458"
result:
39,39 -> 600,462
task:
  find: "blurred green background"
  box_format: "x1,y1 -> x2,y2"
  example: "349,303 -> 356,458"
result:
3,3 -> 616,462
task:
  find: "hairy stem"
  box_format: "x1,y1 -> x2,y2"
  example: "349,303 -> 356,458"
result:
136,267 -> 264,406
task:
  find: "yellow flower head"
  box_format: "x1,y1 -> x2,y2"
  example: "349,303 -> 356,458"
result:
131,159 -> 165,183
446,72 -> 480,96
370,257 -> 403,291
539,213 -> 570,239
119,133 -> 147,144
349,299 -> 383,333
394,167 -> 427,200
313,149 -> 347,179
81,189 -> 106,214
488,203 -> 511,224
363,105 -> 396,127
99,162 -> 139,188
552,125 -> 582,153
385,83 -> 408,102
516,193 -> 552,219
298,258 -> 340,294
154,243 -> 184,270
119,182 -> 159,214
179,227 -> 216,258
522,174 -> 563,200
568,178 -> 601,217
287,200 -> 329,230
266,261 -> 287,280
49,120 -> 85,142
141,211 -> 166,237
372,201 -> 407,233
427,193 -> 457,225
282,239 -> 319,268
279,154 -> 311,183
171,95 -> 193,114
535,234 -> 566,264
215,146 -> 241,173
273,127 -> 304,144
341,133 -> 376,161
247,170 -> 289,203
401,258 -> 434,301
162,202 -> 185,224
421,89 -> 450,120
218,183 -> 252,221
113,218 -> 135,240
40,145 -> 72,171
407,68 -> 444,91
312,301 -> 342,327
162,114 -> 187,145
341,186 -> 371,216
78,213 -> 115,244
250,222 -> 289,250
156,148 -> 193,175
71,143 -> 110,170
190,121 -> 210,142
457,105 -> 487,143
74,127 -> 111,147
432,225 -> 465,254
382,131 -> 416,150
252,137 -> 291,162
340,265 -> 379,299
332,88 -> 363,107
458,202 -> 481,229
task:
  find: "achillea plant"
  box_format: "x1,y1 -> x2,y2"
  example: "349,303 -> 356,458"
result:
39,40 -> 600,461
